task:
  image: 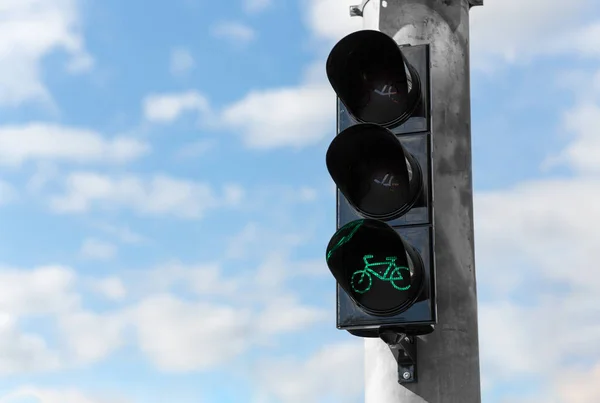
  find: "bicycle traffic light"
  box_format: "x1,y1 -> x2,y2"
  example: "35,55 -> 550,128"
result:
326,219 -> 424,317
324,30 -> 436,338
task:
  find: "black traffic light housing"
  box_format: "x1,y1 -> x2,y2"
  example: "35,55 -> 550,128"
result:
324,30 -> 436,343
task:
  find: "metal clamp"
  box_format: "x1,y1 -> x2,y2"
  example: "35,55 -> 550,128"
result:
349,0 -> 372,17
379,329 -> 418,384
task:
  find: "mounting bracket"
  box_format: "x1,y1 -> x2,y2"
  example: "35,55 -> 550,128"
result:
379,329 -> 418,383
349,0 -> 372,17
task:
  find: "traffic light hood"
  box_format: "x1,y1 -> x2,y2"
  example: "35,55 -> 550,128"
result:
326,123 -> 423,221
326,30 -> 421,127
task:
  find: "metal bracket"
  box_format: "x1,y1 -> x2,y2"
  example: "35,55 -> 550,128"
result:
379,329 -> 418,384
349,0 -> 372,17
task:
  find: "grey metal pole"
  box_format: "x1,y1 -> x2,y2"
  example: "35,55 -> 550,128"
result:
363,1 -> 482,402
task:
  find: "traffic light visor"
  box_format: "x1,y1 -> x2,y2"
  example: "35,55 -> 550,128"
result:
326,124 -> 423,221
326,219 -> 424,316
326,30 -> 421,127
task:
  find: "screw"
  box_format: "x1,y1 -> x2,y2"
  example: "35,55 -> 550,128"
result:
402,371 -> 411,380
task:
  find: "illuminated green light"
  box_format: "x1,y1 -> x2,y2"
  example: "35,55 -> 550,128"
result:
326,220 -> 364,262
351,254 -> 411,294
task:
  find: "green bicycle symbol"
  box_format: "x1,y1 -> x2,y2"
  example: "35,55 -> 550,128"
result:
351,254 -> 411,294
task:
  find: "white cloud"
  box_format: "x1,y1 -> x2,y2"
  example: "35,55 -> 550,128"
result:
225,221 -> 311,261
221,84 -> 334,149
254,341 -> 364,403
210,21 -> 256,45
79,238 -> 117,261
138,256 -> 327,304
141,83 -> 335,150
141,261 -> 243,298
545,102 -> 600,174
89,277 -> 127,301
0,0 -> 93,107
0,240 -> 328,374
130,292 -> 326,372
57,311 -> 125,364
470,0 -> 597,68
169,46 -> 195,77
255,295 -> 327,335
0,315 -> 62,375
243,0 -> 272,14
0,265 -> 128,373
118,250 -> 328,372
0,265 -> 79,316
558,364 -> 600,403
476,177 -> 600,287
131,294 -> 254,371
301,58 -> 329,85
49,172 -> 242,218
143,91 -> 210,123
305,0 -> 362,44
0,265 -> 77,374
479,296 -> 600,398
0,123 -> 149,167
564,22 -> 600,58
253,184 -> 322,210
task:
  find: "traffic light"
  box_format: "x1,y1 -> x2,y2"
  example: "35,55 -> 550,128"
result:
324,30 -> 436,341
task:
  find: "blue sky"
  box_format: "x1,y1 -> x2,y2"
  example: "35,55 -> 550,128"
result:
1,0 -> 600,402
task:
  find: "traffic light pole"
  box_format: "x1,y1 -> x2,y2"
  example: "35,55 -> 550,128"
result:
360,1 -> 483,402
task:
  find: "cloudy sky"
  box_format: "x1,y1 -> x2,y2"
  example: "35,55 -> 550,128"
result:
1,0 -> 600,402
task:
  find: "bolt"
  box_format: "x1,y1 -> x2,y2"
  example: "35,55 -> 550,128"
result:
349,6 -> 361,17
402,371 -> 411,380
382,0 -> 388,7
